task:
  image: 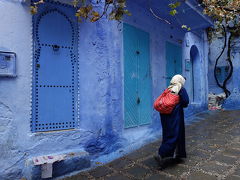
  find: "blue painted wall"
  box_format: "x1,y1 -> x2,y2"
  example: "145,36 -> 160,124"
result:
208,35 -> 240,109
0,0 -> 210,179
182,31 -> 209,119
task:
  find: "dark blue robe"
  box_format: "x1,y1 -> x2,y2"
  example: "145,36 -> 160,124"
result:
158,88 -> 189,158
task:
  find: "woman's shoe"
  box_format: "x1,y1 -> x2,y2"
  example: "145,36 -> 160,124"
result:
154,155 -> 162,163
154,155 -> 165,170
173,157 -> 184,164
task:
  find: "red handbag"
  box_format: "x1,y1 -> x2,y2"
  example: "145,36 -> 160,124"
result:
154,88 -> 180,114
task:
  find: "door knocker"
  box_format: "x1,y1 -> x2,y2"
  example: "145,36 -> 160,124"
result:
52,44 -> 60,52
137,97 -> 141,104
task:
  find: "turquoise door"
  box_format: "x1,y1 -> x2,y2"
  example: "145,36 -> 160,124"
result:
165,41 -> 182,86
123,24 -> 152,128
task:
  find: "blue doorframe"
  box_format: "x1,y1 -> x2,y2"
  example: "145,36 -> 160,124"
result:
190,45 -> 201,103
32,2 -> 79,132
123,24 -> 152,128
165,41 -> 182,86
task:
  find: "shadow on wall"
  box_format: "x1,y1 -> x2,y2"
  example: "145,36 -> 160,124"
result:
84,130 -> 123,157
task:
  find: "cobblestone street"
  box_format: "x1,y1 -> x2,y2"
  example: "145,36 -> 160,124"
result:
63,110 -> 240,180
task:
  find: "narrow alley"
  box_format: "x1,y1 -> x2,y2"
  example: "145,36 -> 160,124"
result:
63,110 -> 240,180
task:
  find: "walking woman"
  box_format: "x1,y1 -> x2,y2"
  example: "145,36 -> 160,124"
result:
155,74 -> 189,167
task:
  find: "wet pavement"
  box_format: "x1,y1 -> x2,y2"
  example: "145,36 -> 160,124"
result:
62,110 -> 240,180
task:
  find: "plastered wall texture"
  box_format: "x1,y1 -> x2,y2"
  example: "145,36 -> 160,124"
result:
182,31 -> 209,118
0,0 -> 210,179
208,35 -> 240,109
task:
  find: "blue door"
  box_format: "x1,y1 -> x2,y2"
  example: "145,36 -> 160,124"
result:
166,41 -> 182,86
190,45 -> 201,103
123,24 -> 152,128
32,2 -> 78,132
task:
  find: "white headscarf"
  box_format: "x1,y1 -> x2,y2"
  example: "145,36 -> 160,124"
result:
168,74 -> 185,95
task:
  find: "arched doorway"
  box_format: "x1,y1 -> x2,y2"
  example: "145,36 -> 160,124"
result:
32,4 -> 78,132
190,45 -> 201,103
